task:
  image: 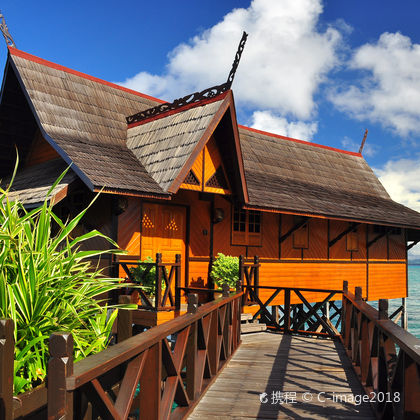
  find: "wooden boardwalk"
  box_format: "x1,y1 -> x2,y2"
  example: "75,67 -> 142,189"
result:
188,331 -> 374,420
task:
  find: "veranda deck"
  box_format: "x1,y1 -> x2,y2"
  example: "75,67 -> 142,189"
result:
188,331 -> 374,420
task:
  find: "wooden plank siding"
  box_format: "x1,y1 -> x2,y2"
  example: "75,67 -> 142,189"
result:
24,130 -> 60,168
114,190 -> 408,302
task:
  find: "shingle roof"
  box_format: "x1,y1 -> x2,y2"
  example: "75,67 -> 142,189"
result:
240,126 -> 420,228
9,48 -> 167,196
127,98 -> 225,191
2,159 -> 76,208
4,48 -> 420,229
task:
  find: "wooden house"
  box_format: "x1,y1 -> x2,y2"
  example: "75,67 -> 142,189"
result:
2,46 -> 420,312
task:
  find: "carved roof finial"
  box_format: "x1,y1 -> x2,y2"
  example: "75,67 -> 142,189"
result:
126,31 -> 249,125
226,31 -> 248,89
0,11 -> 16,48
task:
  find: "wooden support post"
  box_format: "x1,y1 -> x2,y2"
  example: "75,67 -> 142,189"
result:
117,295 -> 133,343
355,286 -> 362,301
188,293 -> 198,314
239,255 -> 245,304
48,332 -> 74,420
186,321 -> 198,401
271,306 -> 279,325
175,254 -> 181,310
208,311 -> 219,376
155,253 -> 162,309
254,255 -> 260,299
236,279 -> 242,293
343,280 -> 348,294
0,319 -> 14,420
284,289 -> 291,334
140,342 -> 161,420
222,283 -> 230,297
402,297 -> 408,330
378,299 -> 389,320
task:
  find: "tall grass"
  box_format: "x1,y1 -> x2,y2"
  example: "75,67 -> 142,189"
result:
0,162 -> 127,394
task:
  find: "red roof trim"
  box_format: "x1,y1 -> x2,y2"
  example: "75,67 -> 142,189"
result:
8,47 -> 165,104
127,91 -> 229,129
239,124 -> 362,157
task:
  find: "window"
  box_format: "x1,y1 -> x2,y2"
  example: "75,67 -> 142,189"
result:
346,231 -> 359,251
232,207 -> 262,246
292,216 -> 309,249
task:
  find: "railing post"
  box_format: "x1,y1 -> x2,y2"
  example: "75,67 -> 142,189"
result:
284,289 -> 291,334
355,286 -> 362,301
222,283 -> 230,297
378,299 -> 389,320
239,255 -> 245,304
117,295 -> 133,342
155,253 -> 162,310
186,320 -> 198,401
187,293 -> 198,314
175,254 -> 181,310
208,255 -> 214,301
0,319 -> 14,420
48,332 -> 74,420
253,255 -> 259,299
341,281 -> 348,337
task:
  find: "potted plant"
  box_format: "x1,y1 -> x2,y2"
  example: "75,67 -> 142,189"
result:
130,256 -> 166,305
210,253 -> 239,297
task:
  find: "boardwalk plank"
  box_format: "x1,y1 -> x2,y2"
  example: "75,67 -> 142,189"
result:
188,332 -> 374,420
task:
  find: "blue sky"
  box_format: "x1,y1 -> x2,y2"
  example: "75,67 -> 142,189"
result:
2,0 -> 420,250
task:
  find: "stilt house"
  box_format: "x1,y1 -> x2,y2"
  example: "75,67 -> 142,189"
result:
2,46 -> 420,313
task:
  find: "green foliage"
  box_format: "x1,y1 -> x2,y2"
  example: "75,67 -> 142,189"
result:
210,253 -> 239,289
130,256 -> 166,296
0,160 -> 127,394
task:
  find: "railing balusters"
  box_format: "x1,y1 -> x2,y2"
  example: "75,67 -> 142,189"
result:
0,319 -> 14,420
48,333 -> 74,420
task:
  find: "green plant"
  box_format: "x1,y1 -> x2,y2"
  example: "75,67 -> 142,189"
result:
210,253 -> 239,289
0,160 -> 129,394
130,256 -> 166,296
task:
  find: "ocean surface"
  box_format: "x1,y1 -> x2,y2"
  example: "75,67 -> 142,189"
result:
380,265 -> 420,339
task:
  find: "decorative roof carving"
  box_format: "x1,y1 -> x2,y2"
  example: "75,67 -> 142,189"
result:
126,31 -> 248,125
0,12 -> 16,48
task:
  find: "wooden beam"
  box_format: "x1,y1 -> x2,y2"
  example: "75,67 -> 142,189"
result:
328,223 -> 360,248
367,231 -> 387,248
279,217 -> 308,244
407,240 -> 420,251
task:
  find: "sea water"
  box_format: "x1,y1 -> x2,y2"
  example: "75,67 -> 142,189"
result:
405,265 -> 420,339
373,265 -> 420,339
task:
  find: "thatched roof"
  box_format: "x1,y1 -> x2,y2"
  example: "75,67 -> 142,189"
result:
3,47 -> 420,229
240,126 -> 420,228
8,48 -> 167,197
127,97 -> 226,192
2,159 -> 76,207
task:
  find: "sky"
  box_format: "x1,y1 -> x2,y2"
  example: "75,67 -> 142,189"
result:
2,0 -> 420,255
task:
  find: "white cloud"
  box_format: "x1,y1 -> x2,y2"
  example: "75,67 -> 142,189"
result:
330,32 -> 420,136
376,157 -> 420,212
119,0 -> 342,120
375,157 -> 420,257
250,110 -> 317,140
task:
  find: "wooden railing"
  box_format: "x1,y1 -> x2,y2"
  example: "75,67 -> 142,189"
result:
115,253 -> 181,310
45,291 -> 242,420
342,282 -> 420,418
239,255 -> 260,303
244,284 -> 343,338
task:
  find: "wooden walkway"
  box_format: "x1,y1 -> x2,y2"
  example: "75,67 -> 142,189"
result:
188,332 -> 374,420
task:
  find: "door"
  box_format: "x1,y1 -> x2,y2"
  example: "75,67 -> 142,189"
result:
141,203 -> 186,264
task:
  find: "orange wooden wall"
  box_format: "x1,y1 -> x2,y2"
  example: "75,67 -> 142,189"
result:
25,130 -> 59,168
115,190 -> 408,301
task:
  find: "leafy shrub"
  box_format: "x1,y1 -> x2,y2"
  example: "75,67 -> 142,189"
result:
0,163 -> 127,394
210,253 -> 239,289
130,256 -> 166,296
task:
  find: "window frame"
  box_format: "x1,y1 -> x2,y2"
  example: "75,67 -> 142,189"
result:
231,206 -> 263,246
